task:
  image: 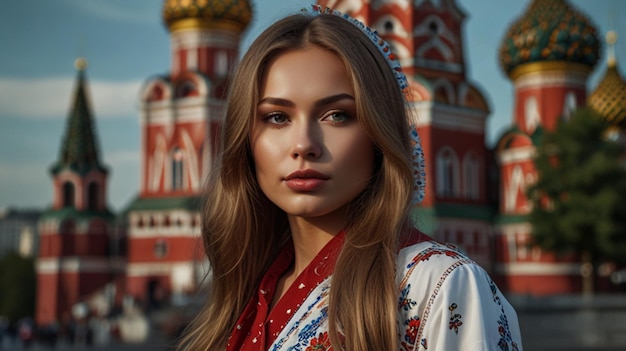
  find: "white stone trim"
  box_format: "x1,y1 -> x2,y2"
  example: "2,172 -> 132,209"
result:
408,102 -> 432,126
186,47 -> 198,70
432,104 -> 487,133
497,222 -> 533,235
414,57 -> 463,73
514,70 -> 588,90
128,226 -> 201,238
127,262 -> 172,276
141,102 -> 174,124
172,99 -> 210,122
171,29 -> 239,51
495,262 -> 581,275
497,146 -> 535,165
37,258 -> 60,273
128,210 -> 201,238
37,257 -> 112,273
408,102 -> 487,133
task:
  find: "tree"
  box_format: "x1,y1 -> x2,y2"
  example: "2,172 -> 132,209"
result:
0,252 -> 36,323
527,108 -> 626,295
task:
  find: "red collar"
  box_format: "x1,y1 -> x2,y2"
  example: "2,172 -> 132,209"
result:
226,230 -> 346,351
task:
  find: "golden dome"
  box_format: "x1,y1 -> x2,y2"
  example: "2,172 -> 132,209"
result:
588,31 -> 626,129
163,0 -> 252,33
588,65 -> 626,129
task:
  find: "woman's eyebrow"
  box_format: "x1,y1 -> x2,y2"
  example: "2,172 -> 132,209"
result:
258,93 -> 354,108
314,93 -> 355,107
258,97 -> 294,107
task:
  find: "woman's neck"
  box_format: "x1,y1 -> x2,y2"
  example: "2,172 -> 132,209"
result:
270,214 -> 344,309
287,211 -> 345,277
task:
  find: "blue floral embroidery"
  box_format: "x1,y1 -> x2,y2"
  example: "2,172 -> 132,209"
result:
398,282 -> 424,351
298,307 -> 328,345
398,284 -> 417,311
448,303 -> 463,334
489,279 -> 519,351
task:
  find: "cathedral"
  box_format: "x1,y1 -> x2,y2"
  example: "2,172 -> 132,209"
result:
35,0 -> 626,326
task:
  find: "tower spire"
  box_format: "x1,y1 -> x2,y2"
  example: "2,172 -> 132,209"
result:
51,57 -> 106,176
606,30 -> 618,68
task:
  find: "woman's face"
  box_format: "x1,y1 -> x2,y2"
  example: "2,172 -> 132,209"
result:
250,45 -> 375,224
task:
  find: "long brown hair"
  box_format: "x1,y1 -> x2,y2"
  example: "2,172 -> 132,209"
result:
177,12 -> 415,351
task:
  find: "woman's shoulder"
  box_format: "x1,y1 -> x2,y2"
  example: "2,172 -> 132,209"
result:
395,227 -> 494,304
395,228 -> 523,351
397,228 -> 476,276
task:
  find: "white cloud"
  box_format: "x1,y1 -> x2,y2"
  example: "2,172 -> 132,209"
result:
106,150 -> 141,210
0,77 -> 143,119
107,150 -> 140,165
0,161 -> 53,209
0,149 -> 141,212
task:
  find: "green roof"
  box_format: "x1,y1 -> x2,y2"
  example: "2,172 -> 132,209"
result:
494,214 -> 529,225
411,203 -> 497,235
122,195 -> 202,214
41,206 -> 114,222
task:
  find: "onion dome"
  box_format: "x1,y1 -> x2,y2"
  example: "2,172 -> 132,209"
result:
499,0 -> 600,79
588,31 -> 626,129
163,0 -> 252,33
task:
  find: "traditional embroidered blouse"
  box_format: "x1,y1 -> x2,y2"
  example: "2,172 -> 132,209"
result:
226,229 -> 523,350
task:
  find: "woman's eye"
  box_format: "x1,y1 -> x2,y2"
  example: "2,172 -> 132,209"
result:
323,111 -> 351,124
265,113 -> 289,125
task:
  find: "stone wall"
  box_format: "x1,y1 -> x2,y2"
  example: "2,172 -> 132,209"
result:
510,295 -> 626,351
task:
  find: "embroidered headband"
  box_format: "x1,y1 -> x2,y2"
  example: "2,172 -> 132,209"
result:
304,5 -> 425,204
307,5 -> 409,91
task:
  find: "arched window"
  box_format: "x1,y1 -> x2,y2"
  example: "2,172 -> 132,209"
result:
562,91 -> 577,121
88,182 -> 99,211
154,239 -> 168,259
436,147 -> 460,197
525,96 -> 541,133
462,152 -> 480,200
176,80 -> 197,98
215,50 -> 229,78
384,20 -> 394,33
505,165 -> 525,213
60,219 -> 75,235
148,85 -> 164,102
172,147 -> 184,191
429,21 -> 438,34
62,181 -> 75,207
432,79 -> 455,104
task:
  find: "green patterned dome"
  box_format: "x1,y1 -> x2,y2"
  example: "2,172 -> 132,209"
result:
499,0 -> 600,77
163,0 -> 252,32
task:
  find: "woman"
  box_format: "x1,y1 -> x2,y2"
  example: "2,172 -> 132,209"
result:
178,6 -> 522,351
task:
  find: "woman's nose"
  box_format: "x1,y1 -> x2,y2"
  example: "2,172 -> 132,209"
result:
290,122 -> 322,160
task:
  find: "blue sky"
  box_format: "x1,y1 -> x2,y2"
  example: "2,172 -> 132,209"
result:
1,0 -> 624,212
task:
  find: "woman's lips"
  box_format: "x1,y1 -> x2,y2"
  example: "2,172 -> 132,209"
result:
284,169 -> 329,191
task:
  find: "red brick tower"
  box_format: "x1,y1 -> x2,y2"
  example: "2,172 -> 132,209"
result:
36,58 -> 116,325
122,0 -> 252,308
495,0 -> 600,294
